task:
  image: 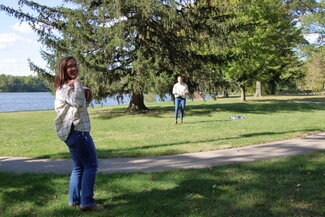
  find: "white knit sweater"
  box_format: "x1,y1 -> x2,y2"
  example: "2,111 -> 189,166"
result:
172,82 -> 188,98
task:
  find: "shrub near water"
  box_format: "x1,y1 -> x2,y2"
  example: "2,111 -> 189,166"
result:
0,95 -> 325,159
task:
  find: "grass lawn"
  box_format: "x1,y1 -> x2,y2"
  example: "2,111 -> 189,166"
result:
0,151 -> 324,217
0,95 -> 325,159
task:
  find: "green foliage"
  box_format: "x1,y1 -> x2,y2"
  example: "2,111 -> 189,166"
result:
0,74 -> 51,92
223,0 -> 304,96
299,46 -> 325,91
286,0 -> 324,45
144,92 -> 156,103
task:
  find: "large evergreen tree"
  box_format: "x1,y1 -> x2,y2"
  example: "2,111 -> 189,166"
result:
0,0 -> 235,109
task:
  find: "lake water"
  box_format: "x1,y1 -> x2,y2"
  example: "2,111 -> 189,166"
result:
0,92 -> 172,113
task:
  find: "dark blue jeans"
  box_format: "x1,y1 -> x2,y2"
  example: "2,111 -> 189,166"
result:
64,125 -> 98,207
174,97 -> 186,120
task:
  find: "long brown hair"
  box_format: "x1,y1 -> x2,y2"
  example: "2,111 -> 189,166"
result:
54,56 -> 77,89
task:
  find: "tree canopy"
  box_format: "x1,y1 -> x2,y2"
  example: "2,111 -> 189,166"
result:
0,0 -> 308,106
1,0 -> 240,109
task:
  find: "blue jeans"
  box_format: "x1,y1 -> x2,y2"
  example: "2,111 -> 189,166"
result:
64,125 -> 98,207
174,97 -> 186,120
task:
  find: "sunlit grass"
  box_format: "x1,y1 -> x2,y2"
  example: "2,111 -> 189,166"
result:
0,95 -> 325,159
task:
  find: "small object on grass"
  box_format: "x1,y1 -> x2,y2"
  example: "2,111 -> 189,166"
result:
229,115 -> 246,120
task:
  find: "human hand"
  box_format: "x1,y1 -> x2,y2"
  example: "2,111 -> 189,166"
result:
67,79 -> 78,87
84,84 -> 93,105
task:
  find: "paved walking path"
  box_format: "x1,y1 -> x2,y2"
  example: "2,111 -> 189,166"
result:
1,133 -> 325,174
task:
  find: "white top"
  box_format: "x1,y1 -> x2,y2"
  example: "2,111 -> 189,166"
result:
54,81 -> 91,142
173,82 -> 189,98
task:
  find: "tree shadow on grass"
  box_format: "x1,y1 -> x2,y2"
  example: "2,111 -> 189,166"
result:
93,100 -> 325,120
92,105 -> 172,120
184,119 -> 230,124
0,172 -> 75,216
31,128 -> 323,159
94,151 -> 324,217
36,152 -> 71,159
96,131 -> 294,158
96,128 -> 322,158
285,97 -> 325,103
0,151 -> 323,216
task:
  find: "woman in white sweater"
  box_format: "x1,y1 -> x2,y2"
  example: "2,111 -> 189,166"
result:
54,56 -> 103,212
172,76 -> 189,124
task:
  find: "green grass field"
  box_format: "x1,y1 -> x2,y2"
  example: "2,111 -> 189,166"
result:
0,151 -> 324,217
1,95 -> 324,217
1,95 -> 325,159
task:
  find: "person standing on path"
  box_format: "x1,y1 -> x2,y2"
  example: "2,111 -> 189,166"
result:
53,56 -> 103,212
173,75 -> 189,124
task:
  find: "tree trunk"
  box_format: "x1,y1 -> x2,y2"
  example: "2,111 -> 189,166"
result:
254,81 -> 262,97
240,85 -> 246,101
170,89 -> 175,104
223,91 -> 229,98
128,92 -> 148,110
269,80 -> 277,95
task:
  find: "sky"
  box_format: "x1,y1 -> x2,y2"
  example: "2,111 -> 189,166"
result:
0,0 -> 320,77
0,0 -> 65,76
